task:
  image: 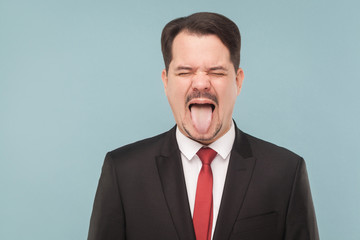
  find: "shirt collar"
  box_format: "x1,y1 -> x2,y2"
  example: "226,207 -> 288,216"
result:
176,121 -> 235,160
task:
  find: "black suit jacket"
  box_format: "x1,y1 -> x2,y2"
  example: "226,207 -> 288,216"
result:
88,126 -> 319,240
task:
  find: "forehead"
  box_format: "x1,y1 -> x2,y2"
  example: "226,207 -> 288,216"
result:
170,32 -> 231,68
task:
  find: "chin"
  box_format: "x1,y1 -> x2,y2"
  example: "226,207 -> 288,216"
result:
183,123 -> 222,144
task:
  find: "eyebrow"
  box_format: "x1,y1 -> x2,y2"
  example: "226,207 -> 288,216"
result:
175,66 -> 193,71
208,66 -> 227,71
175,66 -> 228,71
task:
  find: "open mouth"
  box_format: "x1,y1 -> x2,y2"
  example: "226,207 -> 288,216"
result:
189,103 -> 215,112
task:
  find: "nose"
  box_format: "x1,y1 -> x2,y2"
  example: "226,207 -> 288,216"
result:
191,72 -> 211,92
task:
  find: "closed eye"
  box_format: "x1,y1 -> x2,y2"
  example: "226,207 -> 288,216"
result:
177,72 -> 191,76
210,72 -> 226,76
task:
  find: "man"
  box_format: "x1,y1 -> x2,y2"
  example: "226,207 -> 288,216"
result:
88,12 -> 319,240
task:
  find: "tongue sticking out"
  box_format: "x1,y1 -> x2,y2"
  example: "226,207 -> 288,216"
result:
190,104 -> 213,134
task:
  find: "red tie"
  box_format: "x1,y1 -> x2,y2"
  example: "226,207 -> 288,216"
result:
193,147 -> 217,240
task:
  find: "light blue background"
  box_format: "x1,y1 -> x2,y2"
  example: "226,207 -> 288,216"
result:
1,0 -> 359,239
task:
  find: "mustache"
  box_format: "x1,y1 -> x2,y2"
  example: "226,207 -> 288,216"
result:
185,91 -> 218,105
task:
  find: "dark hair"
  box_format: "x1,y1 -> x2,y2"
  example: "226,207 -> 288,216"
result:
161,12 -> 241,72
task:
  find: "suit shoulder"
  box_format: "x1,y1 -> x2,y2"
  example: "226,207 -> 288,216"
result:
108,131 -> 168,157
243,131 -> 303,162
104,127 -> 178,166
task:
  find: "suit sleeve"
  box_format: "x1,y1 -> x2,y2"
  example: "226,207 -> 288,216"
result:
284,158 -> 319,240
88,153 -> 126,240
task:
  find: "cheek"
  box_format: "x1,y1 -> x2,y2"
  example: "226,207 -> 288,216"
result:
167,83 -> 186,109
212,82 -> 237,97
227,79 -> 239,96
215,81 -> 238,103
170,80 -> 190,98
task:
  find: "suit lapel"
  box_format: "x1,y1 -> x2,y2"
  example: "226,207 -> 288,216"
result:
213,127 -> 256,240
155,127 -> 196,240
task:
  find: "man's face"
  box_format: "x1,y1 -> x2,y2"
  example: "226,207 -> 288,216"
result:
162,31 -> 244,144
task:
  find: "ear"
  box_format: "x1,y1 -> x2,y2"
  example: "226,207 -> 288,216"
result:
161,69 -> 168,95
235,67 -> 244,95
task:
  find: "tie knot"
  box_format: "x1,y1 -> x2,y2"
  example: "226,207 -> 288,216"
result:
197,147 -> 217,165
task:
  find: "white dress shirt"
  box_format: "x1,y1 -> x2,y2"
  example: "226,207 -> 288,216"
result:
176,122 -> 235,239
